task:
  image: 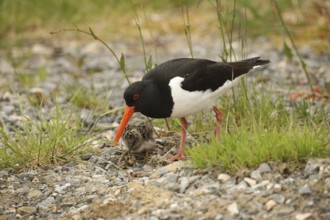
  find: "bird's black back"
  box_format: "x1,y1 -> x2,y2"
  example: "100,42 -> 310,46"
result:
142,57 -> 269,92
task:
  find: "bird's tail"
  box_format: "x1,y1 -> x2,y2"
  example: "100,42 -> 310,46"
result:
230,57 -> 270,66
226,57 -> 270,77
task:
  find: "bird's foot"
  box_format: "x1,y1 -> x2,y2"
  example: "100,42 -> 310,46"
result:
170,151 -> 186,161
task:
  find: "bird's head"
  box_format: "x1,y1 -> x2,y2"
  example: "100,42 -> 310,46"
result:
113,81 -> 147,144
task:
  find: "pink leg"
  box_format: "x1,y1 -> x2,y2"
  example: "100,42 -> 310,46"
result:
170,117 -> 188,160
213,106 -> 223,141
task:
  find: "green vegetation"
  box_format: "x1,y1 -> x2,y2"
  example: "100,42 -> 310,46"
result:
66,83 -> 109,113
0,102 -> 95,170
186,87 -> 329,170
14,68 -> 48,88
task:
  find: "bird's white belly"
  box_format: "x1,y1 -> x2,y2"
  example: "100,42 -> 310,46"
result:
169,76 -> 241,118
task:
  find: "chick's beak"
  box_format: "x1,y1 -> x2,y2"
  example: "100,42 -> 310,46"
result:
113,106 -> 135,145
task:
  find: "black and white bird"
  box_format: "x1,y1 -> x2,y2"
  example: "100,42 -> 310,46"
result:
114,57 -> 270,160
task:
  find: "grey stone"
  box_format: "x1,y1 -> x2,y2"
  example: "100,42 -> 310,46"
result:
0,170 -> 9,178
81,153 -> 93,161
271,194 -> 285,204
250,170 -> 262,180
298,185 -> 312,195
37,196 -> 55,210
55,183 -> 71,194
179,177 -> 190,193
258,163 -> 272,174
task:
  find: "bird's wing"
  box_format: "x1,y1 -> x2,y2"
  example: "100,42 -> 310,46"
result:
143,57 -> 268,92
181,57 -> 269,92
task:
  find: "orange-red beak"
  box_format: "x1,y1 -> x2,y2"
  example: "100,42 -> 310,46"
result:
113,106 -> 135,145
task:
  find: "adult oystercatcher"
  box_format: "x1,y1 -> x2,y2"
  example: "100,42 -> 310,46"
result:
114,57 -> 269,160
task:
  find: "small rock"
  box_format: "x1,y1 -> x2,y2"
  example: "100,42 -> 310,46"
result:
37,196 -> 55,210
237,181 -> 247,191
265,200 -> 276,211
279,206 -> 295,215
143,164 -> 153,172
16,186 -> 29,195
273,184 -> 282,193
295,213 -> 312,220
179,177 -> 190,193
0,170 -> 9,178
17,206 -> 37,215
271,194 -> 285,204
253,180 -> 270,189
55,183 -> 71,194
7,176 -> 19,182
164,183 -> 180,192
137,206 -> 148,215
227,202 -> 239,215
165,173 -> 179,183
215,214 -> 223,220
325,178 -> 330,189
2,105 -> 14,114
244,177 -> 257,187
258,163 -> 271,174
202,182 -> 220,192
81,153 -> 93,161
218,173 -> 231,183
304,159 -> 321,176
298,185 -> 311,195
282,177 -> 295,185
27,189 -> 42,199
250,170 -> 262,180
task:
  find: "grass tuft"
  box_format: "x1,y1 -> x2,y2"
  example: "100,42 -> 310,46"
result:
187,89 -> 330,171
0,102 -> 96,170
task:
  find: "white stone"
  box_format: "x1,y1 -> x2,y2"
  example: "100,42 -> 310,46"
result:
227,202 -> 239,215
273,183 -> 282,192
244,177 -> 257,187
218,174 -> 231,183
295,213 -> 312,220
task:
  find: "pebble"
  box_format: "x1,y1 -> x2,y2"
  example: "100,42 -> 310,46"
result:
27,189 -> 42,199
295,213 -> 312,220
244,177 -> 257,187
17,206 -> 37,215
258,163 -> 272,174
81,153 -> 93,161
0,170 -> 9,178
237,181 -> 248,191
55,183 -> 71,194
218,173 -> 231,183
250,170 -> 262,180
271,194 -> 285,204
227,202 -> 239,215
37,196 -> 55,210
298,185 -> 312,195
265,200 -> 276,211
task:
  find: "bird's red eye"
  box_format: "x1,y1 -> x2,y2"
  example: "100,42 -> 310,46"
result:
133,93 -> 140,100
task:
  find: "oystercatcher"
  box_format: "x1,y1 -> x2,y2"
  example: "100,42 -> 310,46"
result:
114,57 -> 269,160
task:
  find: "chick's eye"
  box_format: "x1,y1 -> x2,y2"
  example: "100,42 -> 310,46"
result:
133,93 -> 140,101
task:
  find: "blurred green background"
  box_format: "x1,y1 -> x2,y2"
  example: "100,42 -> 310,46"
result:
0,0 -> 328,52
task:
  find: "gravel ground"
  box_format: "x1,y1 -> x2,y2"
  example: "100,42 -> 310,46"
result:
0,34 -> 329,219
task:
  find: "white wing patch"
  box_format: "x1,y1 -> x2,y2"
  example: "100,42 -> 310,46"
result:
169,76 -> 242,118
